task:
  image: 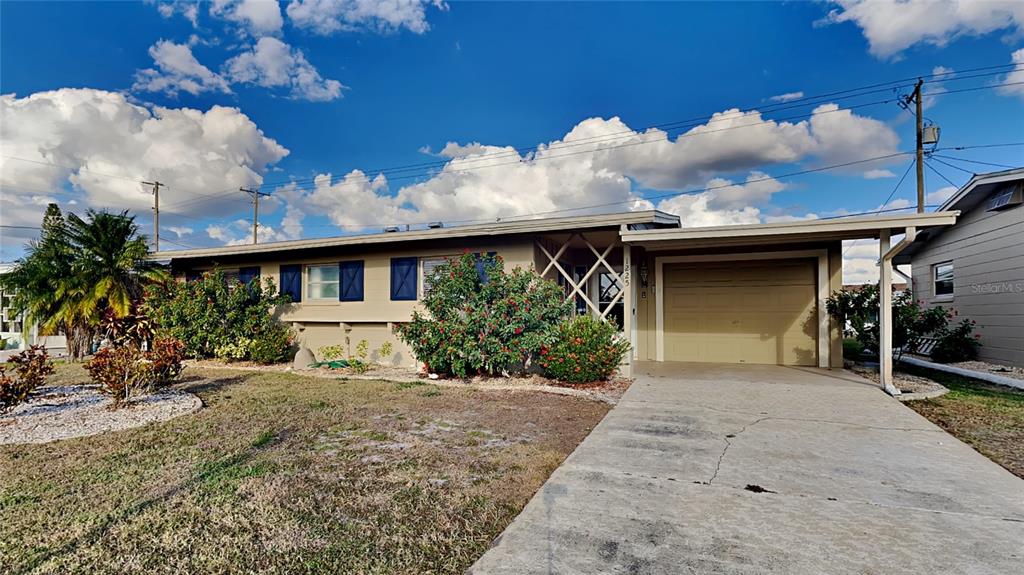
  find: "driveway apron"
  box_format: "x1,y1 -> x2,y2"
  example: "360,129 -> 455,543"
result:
469,362 -> 1024,574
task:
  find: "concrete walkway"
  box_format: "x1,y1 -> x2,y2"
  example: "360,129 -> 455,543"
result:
470,363 -> 1024,574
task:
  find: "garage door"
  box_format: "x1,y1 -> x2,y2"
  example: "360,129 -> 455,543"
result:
662,259 -> 818,366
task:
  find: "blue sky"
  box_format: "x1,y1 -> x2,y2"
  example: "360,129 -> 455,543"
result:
1,1 -> 1023,280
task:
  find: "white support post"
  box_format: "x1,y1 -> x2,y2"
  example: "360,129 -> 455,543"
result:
878,229 -> 900,396
622,243 -> 633,377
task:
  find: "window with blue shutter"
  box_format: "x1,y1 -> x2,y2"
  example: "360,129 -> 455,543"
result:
390,257 -> 418,301
280,264 -> 302,303
475,251 -> 498,284
339,261 -> 364,301
239,266 -> 260,286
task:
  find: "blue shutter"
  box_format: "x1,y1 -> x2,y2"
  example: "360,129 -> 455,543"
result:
390,257 -> 418,301
475,251 -> 498,284
339,261 -> 364,301
280,264 -> 302,303
239,266 -> 260,286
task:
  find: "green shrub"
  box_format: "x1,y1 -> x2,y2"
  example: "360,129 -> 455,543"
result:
144,269 -> 293,363
540,316 -> 630,383
826,286 -> 950,354
249,324 -> 295,364
85,344 -> 156,407
319,344 -> 345,361
215,338 -> 253,361
930,318 -> 982,363
0,345 -> 55,413
317,339 -> 394,373
395,252 -> 570,377
842,337 -> 865,359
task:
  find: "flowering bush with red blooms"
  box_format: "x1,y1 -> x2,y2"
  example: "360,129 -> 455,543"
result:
930,318 -> 982,363
395,252 -> 571,377
540,315 -> 630,384
0,345 -> 55,413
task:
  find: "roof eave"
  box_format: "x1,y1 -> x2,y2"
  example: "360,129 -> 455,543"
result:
621,211 -> 959,246
150,210 -> 680,261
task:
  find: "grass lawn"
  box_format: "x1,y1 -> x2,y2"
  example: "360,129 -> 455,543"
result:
0,364 -> 609,574
902,364 -> 1024,479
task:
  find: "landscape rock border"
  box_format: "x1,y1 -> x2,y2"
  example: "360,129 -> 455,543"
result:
0,385 -> 202,445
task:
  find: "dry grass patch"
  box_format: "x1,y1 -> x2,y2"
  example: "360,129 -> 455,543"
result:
903,365 -> 1024,479
0,363 -> 608,574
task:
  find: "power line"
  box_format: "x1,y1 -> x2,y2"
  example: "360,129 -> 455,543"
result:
931,154 -> 1019,170
843,159 -> 916,257
924,159 -> 959,188
236,62 -> 1024,192
927,156 -> 976,175
0,155 -> 144,183
6,70 -> 1021,218
173,77 -> 1024,206
156,141 -> 1024,237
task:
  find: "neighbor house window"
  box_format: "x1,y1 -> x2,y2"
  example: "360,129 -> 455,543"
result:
987,185 -> 1022,211
307,264 -> 340,300
934,262 -> 954,298
420,256 -> 451,296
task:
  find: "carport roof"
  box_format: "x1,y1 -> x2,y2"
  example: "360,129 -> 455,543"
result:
620,211 -> 959,249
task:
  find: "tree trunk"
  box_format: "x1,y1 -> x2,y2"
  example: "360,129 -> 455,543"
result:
66,322 -> 92,361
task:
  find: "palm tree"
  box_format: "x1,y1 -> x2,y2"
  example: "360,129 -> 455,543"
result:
0,206 -> 165,360
65,210 -> 165,318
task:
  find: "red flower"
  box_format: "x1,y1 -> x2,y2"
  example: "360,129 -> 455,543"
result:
514,327 -> 523,334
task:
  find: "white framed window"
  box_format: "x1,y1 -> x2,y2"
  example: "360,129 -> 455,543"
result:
933,262 -> 954,299
307,264 -> 340,300
420,256 -> 453,296
987,184 -> 1022,211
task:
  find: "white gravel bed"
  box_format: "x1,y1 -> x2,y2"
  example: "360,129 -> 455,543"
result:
904,354 -> 1024,381
944,360 -> 1024,381
850,365 -> 948,397
0,385 -> 202,445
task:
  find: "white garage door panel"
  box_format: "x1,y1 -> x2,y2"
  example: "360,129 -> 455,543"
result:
663,260 -> 818,366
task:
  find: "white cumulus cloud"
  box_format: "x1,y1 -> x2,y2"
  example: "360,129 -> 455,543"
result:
210,0 -> 284,36
286,0 -> 445,35
769,91 -> 805,103
0,88 -> 289,243
999,48 -> 1024,98
289,106 -> 897,234
224,37 -> 345,102
927,185 -> 958,205
132,40 -> 232,96
133,37 -> 344,102
863,169 -> 896,179
822,0 -> 1024,59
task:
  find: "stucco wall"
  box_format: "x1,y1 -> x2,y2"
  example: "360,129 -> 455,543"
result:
179,236 -> 538,367
909,200 -> 1024,367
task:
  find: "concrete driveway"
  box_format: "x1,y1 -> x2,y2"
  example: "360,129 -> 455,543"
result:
470,363 -> 1024,574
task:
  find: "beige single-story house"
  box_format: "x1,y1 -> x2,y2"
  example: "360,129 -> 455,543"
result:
895,168 -> 1024,367
154,209 -> 958,393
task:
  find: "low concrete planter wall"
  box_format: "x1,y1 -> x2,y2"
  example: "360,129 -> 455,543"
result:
900,356 -> 1024,391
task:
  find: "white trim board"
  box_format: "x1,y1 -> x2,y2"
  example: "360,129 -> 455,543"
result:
654,250 -> 830,368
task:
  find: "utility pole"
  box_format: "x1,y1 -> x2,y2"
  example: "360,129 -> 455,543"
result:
240,187 -> 271,244
912,78 -> 925,213
143,181 -> 163,251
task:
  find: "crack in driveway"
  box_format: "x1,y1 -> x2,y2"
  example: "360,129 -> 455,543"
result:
707,416 -> 769,485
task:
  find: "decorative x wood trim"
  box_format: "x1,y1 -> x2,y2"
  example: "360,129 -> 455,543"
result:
536,234 -> 622,318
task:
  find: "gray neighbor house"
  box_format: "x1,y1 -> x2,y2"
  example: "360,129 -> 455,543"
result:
896,168 -> 1024,367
